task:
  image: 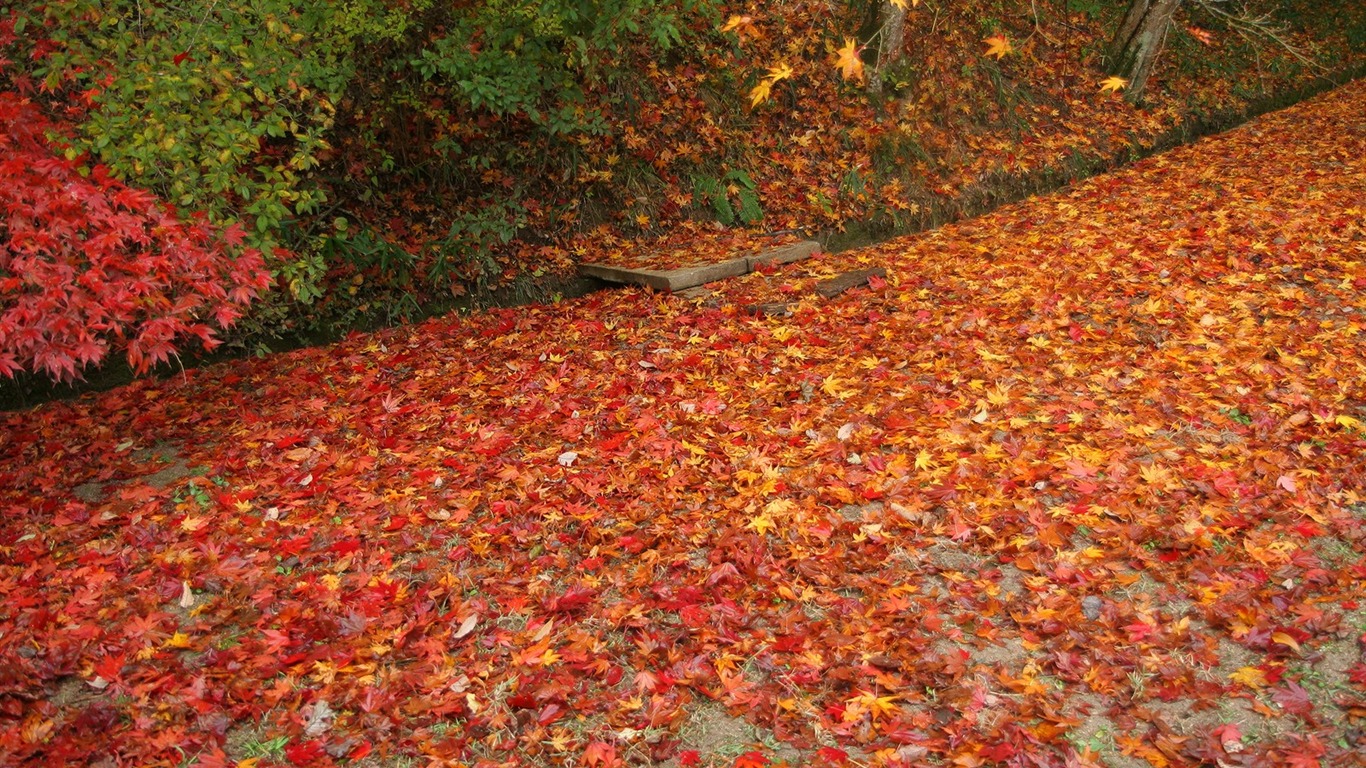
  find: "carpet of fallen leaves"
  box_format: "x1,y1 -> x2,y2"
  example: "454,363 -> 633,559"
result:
3,80 -> 1366,768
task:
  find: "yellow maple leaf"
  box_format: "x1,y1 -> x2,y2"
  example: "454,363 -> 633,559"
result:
748,63 -> 795,110
845,689 -> 899,721
821,375 -> 856,399
749,79 -> 774,108
835,38 -> 864,83
1138,464 -> 1171,486
1229,666 -> 1268,689
547,731 -> 573,753
764,497 -> 796,516
748,512 -> 776,535
986,382 -> 1012,405
1099,75 -> 1128,93
983,34 -> 1013,60
766,63 -> 794,83
914,449 -> 936,470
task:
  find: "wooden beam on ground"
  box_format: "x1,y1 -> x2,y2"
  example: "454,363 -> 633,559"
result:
815,267 -> 887,298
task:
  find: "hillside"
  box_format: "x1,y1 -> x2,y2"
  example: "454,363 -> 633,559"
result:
2,0 -> 1362,368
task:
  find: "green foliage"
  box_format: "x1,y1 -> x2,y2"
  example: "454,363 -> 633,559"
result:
871,129 -> 931,178
324,221 -> 417,285
29,0 -> 361,290
413,0 -> 697,134
693,170 -> 762,226
430,201 -> 530,288
1065,0 -> 1107,21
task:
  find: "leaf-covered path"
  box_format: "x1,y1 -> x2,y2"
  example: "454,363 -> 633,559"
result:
4,82 -> 1366,768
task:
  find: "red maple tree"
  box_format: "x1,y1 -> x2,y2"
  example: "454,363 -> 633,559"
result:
0,48 -> 270,381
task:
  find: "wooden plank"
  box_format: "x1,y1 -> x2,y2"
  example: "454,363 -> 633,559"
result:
814,267 -> 887,298
660,257 -> 750,291
579,263 -> 674,291
747,240 -> 821,270
582,256 -> 750,292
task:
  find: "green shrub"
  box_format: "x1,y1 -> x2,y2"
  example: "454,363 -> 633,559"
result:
25,0 -> 369,296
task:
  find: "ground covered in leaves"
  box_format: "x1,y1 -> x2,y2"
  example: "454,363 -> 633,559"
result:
3,80 -> 1366,768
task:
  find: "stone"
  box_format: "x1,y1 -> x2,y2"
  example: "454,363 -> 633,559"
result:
73,482 -> 104,503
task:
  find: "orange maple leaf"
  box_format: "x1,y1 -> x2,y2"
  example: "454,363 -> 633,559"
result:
983,34 -> 1012,59
1098,75 -> 1128,93
835,38 -> 864,83
720,14 -> 751,33
733,752 -> 770,768
1187,25 -> 1214,45
720,15 -> 759,42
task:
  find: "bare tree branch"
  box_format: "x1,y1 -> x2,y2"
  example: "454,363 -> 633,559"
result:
1191,0 -> 1327,73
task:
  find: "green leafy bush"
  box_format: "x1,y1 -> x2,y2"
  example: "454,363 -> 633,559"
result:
26,0 -> 360,294
413,0 -> 696,134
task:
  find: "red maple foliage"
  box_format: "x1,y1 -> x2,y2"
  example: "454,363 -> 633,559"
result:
0,65 -> 270,381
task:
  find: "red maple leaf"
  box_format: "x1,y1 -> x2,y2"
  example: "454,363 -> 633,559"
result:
583,741 -> 618,767
734,752 -> 770,768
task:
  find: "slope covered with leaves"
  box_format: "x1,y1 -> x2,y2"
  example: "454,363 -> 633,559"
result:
2,79 -> 1365,767
6,0 -> 1362,353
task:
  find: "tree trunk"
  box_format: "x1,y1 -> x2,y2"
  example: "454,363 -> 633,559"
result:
1107,0 -> 1182,103
868,0 -> 907,95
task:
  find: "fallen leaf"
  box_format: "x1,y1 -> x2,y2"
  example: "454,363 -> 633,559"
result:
1099,75 -> 1128,93
1230,666 -> 1269,689
453,614 -> 479,639
1271,631 -> 1302,653
983,34 -> 1013,60
835,38 -> 864,83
